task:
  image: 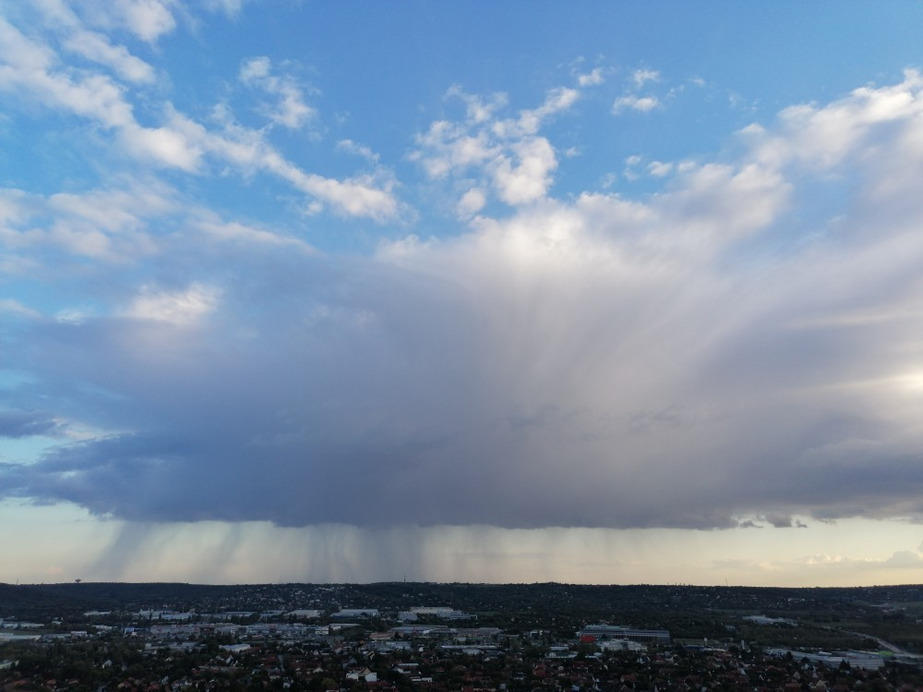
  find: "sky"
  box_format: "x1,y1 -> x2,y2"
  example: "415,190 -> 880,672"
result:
2,1 -> 923,587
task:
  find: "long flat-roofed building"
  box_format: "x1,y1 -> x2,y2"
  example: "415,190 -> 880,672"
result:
577,624 -> 670,643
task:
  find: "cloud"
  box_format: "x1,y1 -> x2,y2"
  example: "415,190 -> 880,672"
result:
32,0 -> 156,83
0,18 -> 134,128
611,67 -> 664,115
457,187 -> 486,219
110,0 -> 176,43
882,549 -> 923,568
203,0 -> 246,16
0,410 -> 63,439
613,94 -> 661,114
794,546 -> 923,572
493,136 -> 558,205
0,181 -> 174,261
41,0 -> 177,44
577,67 -> 605,87
337,139 -> 379,164
0,299 -> 41,319
124,283 -> 220,325
0,12 -> 400,222
239,56 -> 315,130
0,18 -> 195,173
163,108 -> 400,220
762,515 -> 808,529
64,29 -> 155,83
632,68 -> 660,88
193,214 -> 314,252
0,176 -> 317,273
5,68 -> 923,534
411,84 -> 583,210
648,160 -> 673,177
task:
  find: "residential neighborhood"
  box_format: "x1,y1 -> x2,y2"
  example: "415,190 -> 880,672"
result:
2,582 -> 923,690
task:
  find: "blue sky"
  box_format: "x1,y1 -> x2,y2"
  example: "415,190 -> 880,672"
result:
3,1 -> 923,586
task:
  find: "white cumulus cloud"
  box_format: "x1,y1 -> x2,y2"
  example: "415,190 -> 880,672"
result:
613,94 -> 661,114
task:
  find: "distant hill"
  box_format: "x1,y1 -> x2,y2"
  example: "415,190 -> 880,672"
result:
0,582 -> 111,617
3,581 -> 923,630
0,582 -> 240,619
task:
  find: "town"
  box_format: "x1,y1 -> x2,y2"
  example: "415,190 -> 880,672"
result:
2,582 -> 923,690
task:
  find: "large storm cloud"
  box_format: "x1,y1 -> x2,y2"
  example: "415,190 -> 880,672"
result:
4,72 -> 923,532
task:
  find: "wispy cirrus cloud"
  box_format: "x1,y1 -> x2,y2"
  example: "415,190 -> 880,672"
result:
33,0 -> 157,83
0,10 -> 400,221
